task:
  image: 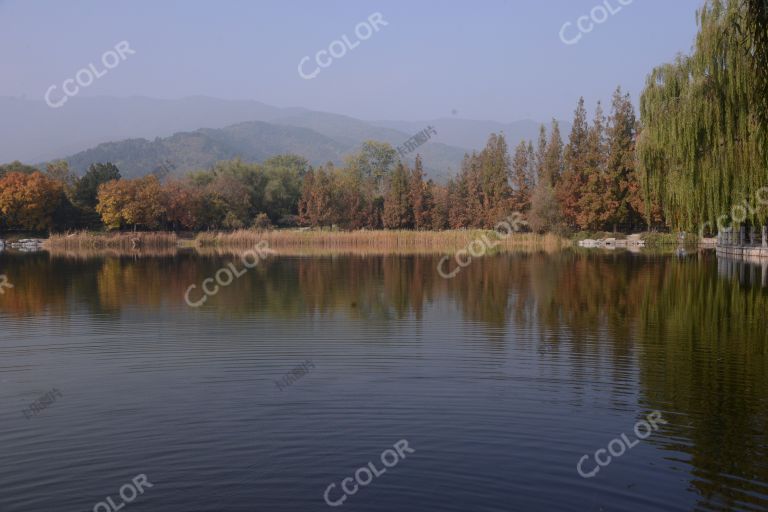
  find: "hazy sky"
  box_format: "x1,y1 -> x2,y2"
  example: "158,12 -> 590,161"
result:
0,0 -> 701,122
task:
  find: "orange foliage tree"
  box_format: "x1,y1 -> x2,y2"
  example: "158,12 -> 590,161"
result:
96,175 -> 165,230
0,172 -> 64,230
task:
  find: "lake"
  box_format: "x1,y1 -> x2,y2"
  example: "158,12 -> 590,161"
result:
1,250 -> 767,511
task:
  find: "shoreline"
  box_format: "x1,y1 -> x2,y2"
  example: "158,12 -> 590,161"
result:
0,229 -> 734,257
36,229 -> 569,255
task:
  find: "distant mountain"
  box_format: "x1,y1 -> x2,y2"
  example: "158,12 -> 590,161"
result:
62,119 -> 468,181
0,96 -> 308,163
64,121 -> 347,179
0,95 -> 565,181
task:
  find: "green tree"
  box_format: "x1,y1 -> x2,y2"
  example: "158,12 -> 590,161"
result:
262,154 -> 307,223
75,162 -> 121,208
0,161 -> 39,179
638,0 -> 768,231
351,141 -> 397,191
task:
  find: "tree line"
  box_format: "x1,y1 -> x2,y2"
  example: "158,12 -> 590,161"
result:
0,156 -> 305,232
0,89 -> 655,234
298,87 -> 652,234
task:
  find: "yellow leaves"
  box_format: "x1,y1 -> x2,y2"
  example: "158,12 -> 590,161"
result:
96,175 -> 165,230
0,172 -> 63,230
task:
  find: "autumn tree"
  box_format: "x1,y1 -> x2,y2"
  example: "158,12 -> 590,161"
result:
162,179 -> 205,230
511,140 -> 533,213
96,175 -> 165,230
409,155 -> 432,229
530,122 -> 563,232
383,162 -> 413,229
430,182 -> 450,230
298,168 -> 317,226
454,152 -> 485,226
579,101 -> 608,230
604,87 -> 641,232
0,172 -> 64,230
557,97 -> 590,229
535,125 -> 548,184
478,133 -> 513,226
544,119 -> 564,186
298,165 -> 335,228
447,177 -> 469,229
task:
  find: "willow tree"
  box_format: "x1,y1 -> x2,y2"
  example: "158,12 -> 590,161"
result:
741,0 -> 768,126
638,0 -> 768,232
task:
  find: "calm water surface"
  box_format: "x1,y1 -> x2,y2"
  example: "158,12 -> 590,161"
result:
0,250 -> 767,512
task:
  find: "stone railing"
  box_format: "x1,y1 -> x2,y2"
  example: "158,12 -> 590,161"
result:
716,225 -> 768,248
716,224 -> 768,261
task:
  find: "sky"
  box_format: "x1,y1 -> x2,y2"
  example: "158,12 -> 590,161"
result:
0,0 -> 703,123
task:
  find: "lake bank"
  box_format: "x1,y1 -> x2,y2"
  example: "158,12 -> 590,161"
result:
1,229 -> 732,257
38,229 -> 570,255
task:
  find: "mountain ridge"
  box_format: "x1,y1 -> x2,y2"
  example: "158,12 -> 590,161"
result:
1,95 -> 569,181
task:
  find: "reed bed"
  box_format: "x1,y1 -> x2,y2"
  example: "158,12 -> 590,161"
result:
40,229 -> 568,256
45,231 -> 179,251
196,229 -> 569,254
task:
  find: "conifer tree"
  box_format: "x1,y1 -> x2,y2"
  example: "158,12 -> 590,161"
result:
409,155 -> 432,229
526,141 -> 537,187
535,125 -> 548,184
530,120 -> 564,232
383,162 -> 413,229
604,88 -> 640,231
430,182 -> 449,230
557,98 -> 590,229
511,140 -> 533,213
545,120 -> 564,185
479,133 -> 513,226
580,101 -> 607,230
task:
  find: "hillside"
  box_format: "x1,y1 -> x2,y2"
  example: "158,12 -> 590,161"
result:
64,122 -> 347,179
62,119 -> 467,182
